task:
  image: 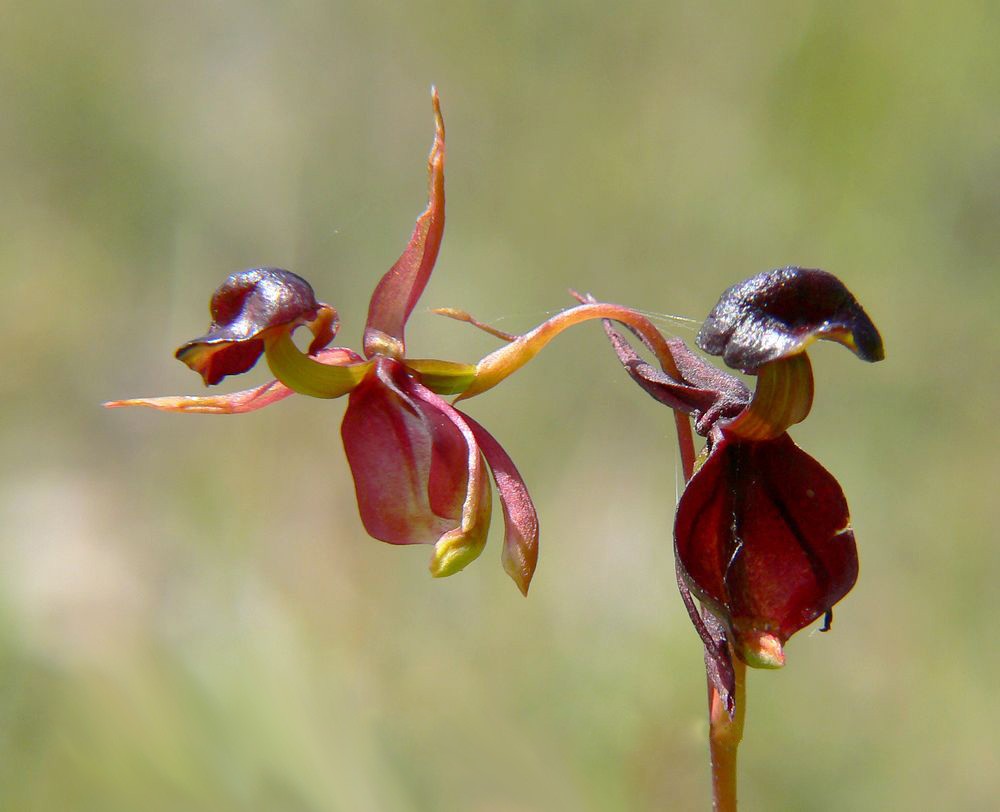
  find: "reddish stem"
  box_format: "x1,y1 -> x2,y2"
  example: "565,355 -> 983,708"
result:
708,656 -> 746,811
669,385 -> 744,810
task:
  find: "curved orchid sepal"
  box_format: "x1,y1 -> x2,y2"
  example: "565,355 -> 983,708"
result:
176,267 -> 339,386
403,359 -> 477,396
464,414 -> 539,596
363,88 -> 446,360
448,301 -> 685,402
264,332 -> 373,399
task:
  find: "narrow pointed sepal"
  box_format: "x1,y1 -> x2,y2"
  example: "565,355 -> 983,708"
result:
104,348 -> 362,414
363,89 -> 446,359
264,332 -> 371,399
464,414 -> 539,595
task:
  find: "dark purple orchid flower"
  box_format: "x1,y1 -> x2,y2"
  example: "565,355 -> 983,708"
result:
107,92 -> 539,594
598,268 -> 883,678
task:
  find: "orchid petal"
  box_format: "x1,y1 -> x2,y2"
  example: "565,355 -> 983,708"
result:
697,267 -> 884,374
264,332 -> 373,399
463,414 -> 539,596
404,358 -> 477,395
601,319 -> 749,433
176,267 -> 336,385
104,348 -> 362,414
722,352 -> 815,441
363,89 -> 446,359
675,433 -> 858,667
341,358 -> 491,576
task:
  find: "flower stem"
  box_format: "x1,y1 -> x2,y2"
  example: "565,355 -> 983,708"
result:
708,653 -> 746,811
669,400 -> 746,810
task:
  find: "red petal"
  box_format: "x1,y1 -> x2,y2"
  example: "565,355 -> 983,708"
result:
340,356 -> 477,547
363,90 -> 445,359
463,414 -> 539,596
675,434 -> 858,649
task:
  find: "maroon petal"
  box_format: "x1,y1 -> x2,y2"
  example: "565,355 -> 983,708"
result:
601,319 -> 749,435
463,414 -> 539,596
177,267 -> 337,385
363,90 -> 445,359
675,433 -> 858,666
341,357 -> 490,577
697,267 -> 884,374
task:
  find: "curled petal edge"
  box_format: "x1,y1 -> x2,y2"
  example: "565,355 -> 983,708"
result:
463,414 -> 539,596
402,381 -> 492,578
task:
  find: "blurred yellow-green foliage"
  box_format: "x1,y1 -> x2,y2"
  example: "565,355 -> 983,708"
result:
2,1 -> 998,809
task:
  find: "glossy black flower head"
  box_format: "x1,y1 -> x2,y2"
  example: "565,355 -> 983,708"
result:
697,266 -> 884,374
176,267 -> 338,385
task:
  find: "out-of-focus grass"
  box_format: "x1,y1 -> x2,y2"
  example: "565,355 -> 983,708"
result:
1,1 -> 997,809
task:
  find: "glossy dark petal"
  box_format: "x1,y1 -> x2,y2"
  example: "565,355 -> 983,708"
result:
675,433 -> 858,659
697,267 -> 884,373
176,267 -> 331,385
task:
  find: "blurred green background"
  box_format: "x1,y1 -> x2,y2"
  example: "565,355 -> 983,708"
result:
2,1 -> 997,809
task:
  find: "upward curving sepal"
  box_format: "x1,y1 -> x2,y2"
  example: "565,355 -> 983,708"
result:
363,89 -> 446,360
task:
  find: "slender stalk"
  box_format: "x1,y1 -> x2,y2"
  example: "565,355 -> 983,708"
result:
455,302 -> 685,401
673,410 -> 696,485
666,376 -> 745,810
708,656 -> 746,811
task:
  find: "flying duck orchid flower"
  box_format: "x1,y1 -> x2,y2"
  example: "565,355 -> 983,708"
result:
106,91 -> 540,593
595,268 -> 884,673
105,89 -> 700,593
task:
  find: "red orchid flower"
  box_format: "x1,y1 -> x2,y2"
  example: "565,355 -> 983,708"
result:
106,91 -> 539,594
598,268 -> 884,672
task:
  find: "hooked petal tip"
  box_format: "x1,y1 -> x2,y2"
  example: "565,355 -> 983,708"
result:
176,267 -> 334,385
697,267 -> 884,373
